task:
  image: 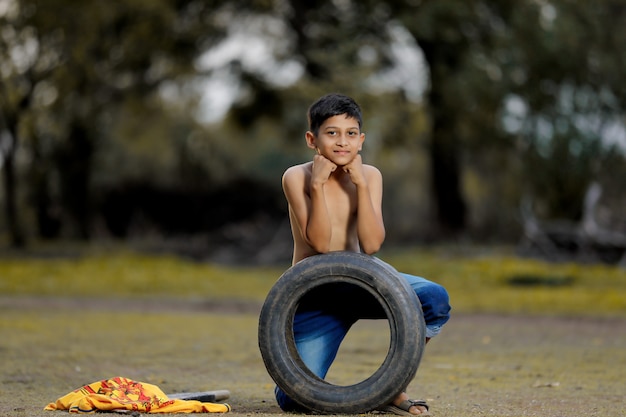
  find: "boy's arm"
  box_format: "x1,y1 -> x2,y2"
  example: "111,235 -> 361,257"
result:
344,156 -> 386,254
282,164 -> 333,253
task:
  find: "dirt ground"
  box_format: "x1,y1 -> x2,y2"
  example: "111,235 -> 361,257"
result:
1,295 -> 625,417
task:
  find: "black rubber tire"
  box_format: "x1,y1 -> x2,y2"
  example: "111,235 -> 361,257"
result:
258,251 -> 426,414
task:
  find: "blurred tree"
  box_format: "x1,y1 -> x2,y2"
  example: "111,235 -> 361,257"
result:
260,0 -> 626,238
0,79 -> 28,247
0,0 -> 229,243
506,0 -> 626,221
1,0 -> 624,251
231,0 -> 526,237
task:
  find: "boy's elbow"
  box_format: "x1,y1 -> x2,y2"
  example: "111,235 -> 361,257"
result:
360,230 -> 385,255
361,243 -> 381,255
311,242 -> 331,254
305,236 -> 331,254
361,237 -> 384,255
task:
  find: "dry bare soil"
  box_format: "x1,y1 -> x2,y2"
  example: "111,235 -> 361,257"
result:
1,295 -> 625,417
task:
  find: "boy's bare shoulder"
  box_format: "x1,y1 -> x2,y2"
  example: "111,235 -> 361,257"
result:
363,163 -> 381,172
282,162 -> 313,181
363,163 -> 383,178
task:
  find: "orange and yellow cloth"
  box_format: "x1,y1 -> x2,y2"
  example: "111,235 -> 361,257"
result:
44,376 -> 231,414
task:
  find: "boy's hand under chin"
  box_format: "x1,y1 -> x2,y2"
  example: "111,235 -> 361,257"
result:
343,154 -> 366,186
311,154 -> 337,184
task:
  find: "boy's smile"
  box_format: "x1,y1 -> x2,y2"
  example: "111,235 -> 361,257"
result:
306,114 -> 365,166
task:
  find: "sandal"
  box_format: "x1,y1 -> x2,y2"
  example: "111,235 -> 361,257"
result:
376,399 -> 431,416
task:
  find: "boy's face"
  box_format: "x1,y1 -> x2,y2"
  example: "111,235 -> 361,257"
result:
305,114 -> 365,166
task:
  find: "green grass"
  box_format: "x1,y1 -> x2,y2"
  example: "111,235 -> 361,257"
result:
1,245 -> 624,317
0,250 -> 280,301
381,246 -> 626,317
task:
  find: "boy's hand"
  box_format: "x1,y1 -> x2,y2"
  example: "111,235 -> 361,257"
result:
343,154 -> 366,186
311,154 -> 337,185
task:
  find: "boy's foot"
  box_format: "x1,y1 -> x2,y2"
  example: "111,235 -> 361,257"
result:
376,395 -> 430,416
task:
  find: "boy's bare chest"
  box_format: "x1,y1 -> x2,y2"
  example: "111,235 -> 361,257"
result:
323,180 -> 357,218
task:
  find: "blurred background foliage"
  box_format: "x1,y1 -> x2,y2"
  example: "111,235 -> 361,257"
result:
1,0 -> 625,265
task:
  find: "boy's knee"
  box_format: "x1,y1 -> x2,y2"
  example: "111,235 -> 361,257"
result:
419,282 -> 451,329
432,283 -> 450,311
421,280 -> 449,305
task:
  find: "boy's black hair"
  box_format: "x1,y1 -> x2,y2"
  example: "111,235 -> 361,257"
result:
307,93 -> 363,136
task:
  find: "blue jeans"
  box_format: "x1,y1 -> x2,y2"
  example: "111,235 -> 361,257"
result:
274,267 -> 451,411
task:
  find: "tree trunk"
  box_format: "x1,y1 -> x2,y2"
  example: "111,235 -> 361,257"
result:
1,133 -> 25,247
285,0 -> 329,80
428,122 -> 467,235
420,40 -> 467,237
31,137 -> 61,239
57,121 -> 93,239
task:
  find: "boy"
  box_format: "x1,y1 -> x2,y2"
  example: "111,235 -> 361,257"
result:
277,93 -> 450,416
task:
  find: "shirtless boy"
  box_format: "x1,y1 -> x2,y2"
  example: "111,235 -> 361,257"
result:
276,93 -> 451,416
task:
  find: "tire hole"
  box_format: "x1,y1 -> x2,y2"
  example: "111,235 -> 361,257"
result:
296,282 -> 391,386
294,281 -> 392,386
326,319 -> 391,386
